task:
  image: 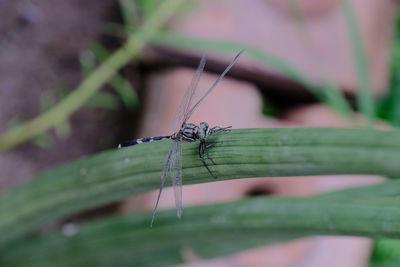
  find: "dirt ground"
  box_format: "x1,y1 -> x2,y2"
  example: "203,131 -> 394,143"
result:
0,0 -> 129,190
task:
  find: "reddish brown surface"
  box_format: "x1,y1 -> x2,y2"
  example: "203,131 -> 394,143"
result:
267,0 -> 341,16
170,0 -> 393,94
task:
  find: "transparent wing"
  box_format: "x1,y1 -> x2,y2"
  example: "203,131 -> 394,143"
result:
171,140 -> 183,218
150,141 -> 177,226
176,54 -> 207,128
184,51 -> 243,122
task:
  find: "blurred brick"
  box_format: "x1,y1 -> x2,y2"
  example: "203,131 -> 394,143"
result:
170,0 -> 394,94
267,0 -> 340,16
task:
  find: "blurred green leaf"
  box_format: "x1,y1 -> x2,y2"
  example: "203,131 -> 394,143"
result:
39,91 -> 57,113
138,0 -> 159,19
370,239 -> 400,267
54,120 -> 72,138
6,180 -> 400,266
119,0 -> 140,33
319,80 -> 354,119
86,92 -> 122,110
377,8 -> 400,126
56,81 -> 72,100
79,49 -> 96,78
261,96 -> 276,116
89,43 -> 138,110
4,115 -> 23,130
341,0 -> 375,123
31,132 -> 53,148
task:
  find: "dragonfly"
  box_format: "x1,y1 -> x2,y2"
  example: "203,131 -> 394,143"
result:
118,51 -> 243,225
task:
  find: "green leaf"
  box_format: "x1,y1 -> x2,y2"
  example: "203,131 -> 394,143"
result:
5,181 -> 400,266
4,115 -> 23,130
86,92 -> 122,110
31,132 -> 53,148
119,0 -> 140,33
370,239 -> 400,267
138,0 -> 159,19
89,43 -> 138,110
341,0 -> 375,122
79,49 -> 96,78
56,81 -> 72,100
53,118 -> 72,138
319,80 -> 354,119
1,127 -> 400,248
378,9 -> 400,126
39,91 -> 56,113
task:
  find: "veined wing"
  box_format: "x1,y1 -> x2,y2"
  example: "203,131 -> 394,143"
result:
171,140 -> 183,218
176,54 -> 207,128
184,51 -> 243,123
150,55 -> 207,225
150,140 -> 178,226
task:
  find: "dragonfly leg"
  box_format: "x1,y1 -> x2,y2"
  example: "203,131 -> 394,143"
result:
209,125 -> 232,134
201,156 -> 217,179
199,140 -> 216,164
199,140 -> 217,179
204,143 -> 216,165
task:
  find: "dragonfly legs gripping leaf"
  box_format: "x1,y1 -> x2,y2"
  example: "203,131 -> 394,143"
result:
198,125 -> 232,179
199,140 -> 216,178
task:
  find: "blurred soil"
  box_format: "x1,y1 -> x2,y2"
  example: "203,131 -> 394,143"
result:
0,0 -> 125,190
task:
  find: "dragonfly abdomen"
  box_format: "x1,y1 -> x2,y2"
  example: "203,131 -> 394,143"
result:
118,135 -> 171,148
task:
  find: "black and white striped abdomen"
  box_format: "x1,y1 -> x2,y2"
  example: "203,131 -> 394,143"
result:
118,135 -> 171,148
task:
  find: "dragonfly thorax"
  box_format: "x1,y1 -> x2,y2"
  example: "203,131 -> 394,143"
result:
170,122 -> 211,142
171,123 -> 199,142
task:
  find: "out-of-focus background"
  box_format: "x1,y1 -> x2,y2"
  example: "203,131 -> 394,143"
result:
0,0 -> 399,266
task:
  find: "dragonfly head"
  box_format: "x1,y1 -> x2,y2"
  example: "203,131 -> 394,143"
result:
199,122 -> 210,139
